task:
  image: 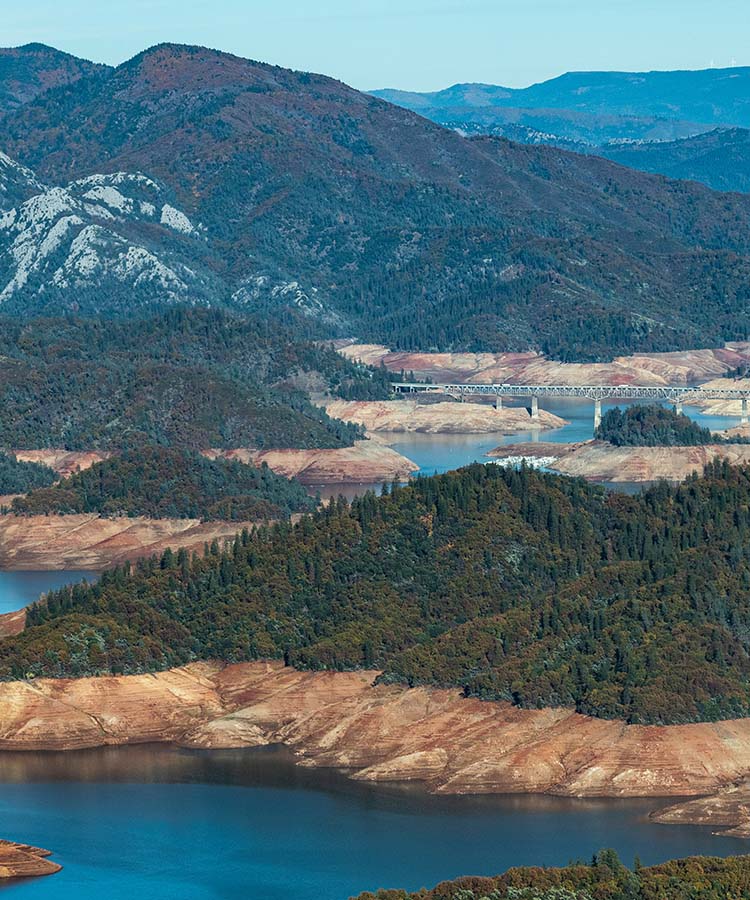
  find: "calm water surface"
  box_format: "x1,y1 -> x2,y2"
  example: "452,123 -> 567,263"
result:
0,571 -> 98,615
0,745 -> 746,900
314,398 -> 741,498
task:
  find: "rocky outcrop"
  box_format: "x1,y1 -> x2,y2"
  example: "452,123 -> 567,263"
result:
339,342 -> 750,387
0,514 -> 253,571
488,441 -> 750,483
4,660 -> 750,817
324,400 -> 566,434
0,841 -> 61,879
205,441 -> 418,484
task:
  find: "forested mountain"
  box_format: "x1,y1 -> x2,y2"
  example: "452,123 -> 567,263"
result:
599,128 -> 750,194
9,461 -> 750,725
0,308 -> 378,450
11,447 -> 315,520
4,46 -> 750,357
354,850 -> 750,900
0,44 -> 106,116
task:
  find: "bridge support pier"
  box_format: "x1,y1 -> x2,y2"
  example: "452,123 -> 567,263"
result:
674,401 -> 683,416
493,395 -> 503,410
743,397 -> 748,426
530,396 -> 539,421
594,399 -> 602,431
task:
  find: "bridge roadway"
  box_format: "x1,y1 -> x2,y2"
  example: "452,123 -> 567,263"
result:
391,382 -> 750,428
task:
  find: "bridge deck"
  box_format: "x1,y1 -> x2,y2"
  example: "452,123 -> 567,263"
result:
392,383 -> 750,402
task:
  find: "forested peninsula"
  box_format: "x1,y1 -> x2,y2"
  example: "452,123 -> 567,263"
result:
6,461 -> 750,725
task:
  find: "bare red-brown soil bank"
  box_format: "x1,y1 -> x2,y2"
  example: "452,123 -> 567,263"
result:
325,400 -> 566,434
3,660 -> 750,835
14,444 -> 419,486
0,514 -> 254,572
339,342 -> 750,386
488,441 -> 750,483
0,840 -> 61,879
206,441 -> 418,484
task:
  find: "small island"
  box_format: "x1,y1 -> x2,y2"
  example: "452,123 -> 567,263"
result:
0,840 -> 61,879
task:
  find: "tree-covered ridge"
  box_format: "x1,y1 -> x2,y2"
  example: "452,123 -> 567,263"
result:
0,307 -> 386,450
0,452 -> 56,495
352,850 -> 750,899
6,462 -> 750,724
594,405 -> 741,446
10,448 -> 315,520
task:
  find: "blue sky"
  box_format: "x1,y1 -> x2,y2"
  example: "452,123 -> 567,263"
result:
4,0 -> 749,90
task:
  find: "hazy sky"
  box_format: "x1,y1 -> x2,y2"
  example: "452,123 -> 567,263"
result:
4,0 -> 749,91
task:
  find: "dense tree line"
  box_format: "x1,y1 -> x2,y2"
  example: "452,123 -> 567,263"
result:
10,448 -> 315,520
0,308 -> 392,450
595,404 -> 748,446
0,451 -> 56,495
352,850 -> 750,899
7,462 -> 750,724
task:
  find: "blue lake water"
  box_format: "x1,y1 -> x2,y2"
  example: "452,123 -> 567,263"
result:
0,745 -> 746,900
314,398 -> 742,499
0,571 -> 99,615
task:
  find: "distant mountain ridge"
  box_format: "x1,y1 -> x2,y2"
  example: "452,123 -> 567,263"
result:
373,66 -> 750,129
4,45 -> 750,358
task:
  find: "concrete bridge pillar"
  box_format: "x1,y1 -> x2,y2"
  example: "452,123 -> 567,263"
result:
530,396 -> 539,421
674,401 -> 683,416
743,397 -> 748,425
594,399 -> 602,431
493,395 -> 503,410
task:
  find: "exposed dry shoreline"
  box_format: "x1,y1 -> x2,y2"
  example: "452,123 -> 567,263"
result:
15,442 -> 420,487
488,440 -> 750,483
339,342 -> 750,386
2,660 -> 750,836
0,514 -> 257,572
324,400 -> 566,434
0,841 -> 61,880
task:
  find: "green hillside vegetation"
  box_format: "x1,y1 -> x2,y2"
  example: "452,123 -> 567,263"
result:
6,461 -> 750,724
594,404 -> 745,446
0,451 -> 56,495
0,308 -> 387,450
352,850 -> 750,900
10,448 -> 315,520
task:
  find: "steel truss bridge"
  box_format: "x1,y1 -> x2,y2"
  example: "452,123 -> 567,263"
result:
391,383 -> 750,428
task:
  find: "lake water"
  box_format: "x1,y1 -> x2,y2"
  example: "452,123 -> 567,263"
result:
0,571 -> 99,615
314,398 -> 742,499
0,744 -> 746,900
